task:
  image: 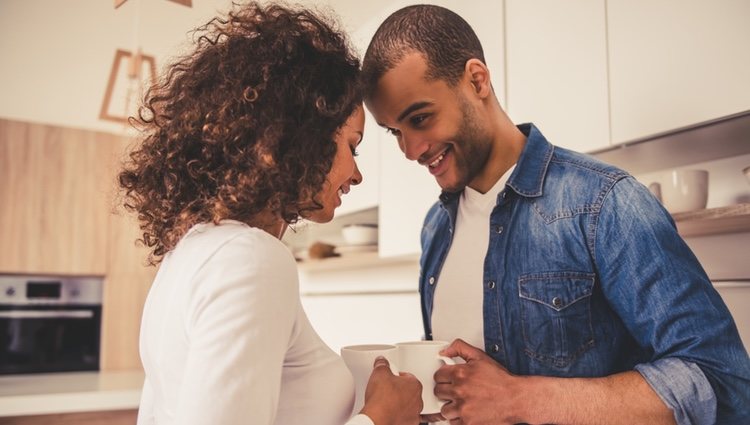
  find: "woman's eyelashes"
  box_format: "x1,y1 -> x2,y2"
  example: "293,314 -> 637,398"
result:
349,145 -> 359,157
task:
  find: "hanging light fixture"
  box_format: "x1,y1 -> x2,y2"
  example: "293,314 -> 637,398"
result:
101,0 -> 192,124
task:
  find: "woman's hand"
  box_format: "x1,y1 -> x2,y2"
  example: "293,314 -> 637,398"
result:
360,357 -> 423,425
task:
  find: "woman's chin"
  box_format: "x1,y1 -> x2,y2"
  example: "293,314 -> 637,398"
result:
307,208 -> 335,224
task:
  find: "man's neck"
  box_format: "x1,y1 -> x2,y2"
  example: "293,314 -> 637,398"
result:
468,107 -> 525,194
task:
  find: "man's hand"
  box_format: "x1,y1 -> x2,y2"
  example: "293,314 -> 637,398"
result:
424,339 -> 525,425
360,356 -> 423,425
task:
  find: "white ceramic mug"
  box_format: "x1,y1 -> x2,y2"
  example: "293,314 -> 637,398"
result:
396,340 -> 456,415
340,344 -> 399,416
649,169 -> 709,213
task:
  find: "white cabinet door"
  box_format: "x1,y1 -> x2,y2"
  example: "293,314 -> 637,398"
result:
301,292 -> 424,354
607,0 -> 750,144
378,134 -> 441,257
336,108 -> 380,216
376,0 -> 506,258
505,0 -> 610,153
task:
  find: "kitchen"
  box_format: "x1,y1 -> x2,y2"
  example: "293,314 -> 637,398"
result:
1,0 -> 749,424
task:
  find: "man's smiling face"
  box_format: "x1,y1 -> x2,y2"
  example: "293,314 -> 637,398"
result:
365,52 -> 493,193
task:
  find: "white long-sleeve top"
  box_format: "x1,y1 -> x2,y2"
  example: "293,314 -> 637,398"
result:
137,220 -> 373,425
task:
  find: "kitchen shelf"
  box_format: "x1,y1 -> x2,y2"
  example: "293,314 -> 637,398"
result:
297,251 -> 419,272
589,109 -> 750,175
673,203 -> 750,237
296,204 -> 750,272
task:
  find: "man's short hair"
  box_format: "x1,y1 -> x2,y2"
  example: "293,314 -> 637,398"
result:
362,4 -> 485,97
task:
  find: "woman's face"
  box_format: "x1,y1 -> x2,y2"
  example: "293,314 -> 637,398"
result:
308,106 -> 365,223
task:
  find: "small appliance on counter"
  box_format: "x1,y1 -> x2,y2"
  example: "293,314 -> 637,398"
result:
0,275 -> 103,375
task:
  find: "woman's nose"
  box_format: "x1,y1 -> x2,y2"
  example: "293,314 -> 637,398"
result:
350,162 -> 363,186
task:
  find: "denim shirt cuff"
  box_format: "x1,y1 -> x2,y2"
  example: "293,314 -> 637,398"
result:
635,358 -> 716,425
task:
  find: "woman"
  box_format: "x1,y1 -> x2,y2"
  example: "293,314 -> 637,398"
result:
118,3 -> 421,424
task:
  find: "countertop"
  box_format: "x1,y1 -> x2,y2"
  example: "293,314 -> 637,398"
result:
0,370 -> 143,417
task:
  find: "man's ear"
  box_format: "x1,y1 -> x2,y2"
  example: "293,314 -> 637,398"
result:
464,58 -> 491,98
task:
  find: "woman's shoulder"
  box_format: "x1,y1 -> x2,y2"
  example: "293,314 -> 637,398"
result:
182,220 -> 290,257
168,220 -> 300,307
167,220 -> 298,284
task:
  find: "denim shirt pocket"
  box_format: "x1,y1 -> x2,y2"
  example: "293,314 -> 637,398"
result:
518,272 -> 595,368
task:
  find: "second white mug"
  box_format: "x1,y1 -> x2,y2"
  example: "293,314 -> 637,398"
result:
396,340 -> 456,415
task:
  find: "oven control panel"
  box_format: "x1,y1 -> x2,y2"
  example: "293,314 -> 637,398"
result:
0,275 -> 103,305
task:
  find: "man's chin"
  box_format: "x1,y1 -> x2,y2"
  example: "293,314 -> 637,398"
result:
436,177 -> 467,194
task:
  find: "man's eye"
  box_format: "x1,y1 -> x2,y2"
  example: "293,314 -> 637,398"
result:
411,114 -> 428,126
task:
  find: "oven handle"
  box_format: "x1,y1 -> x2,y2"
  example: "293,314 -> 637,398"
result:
0,310 -> 94,319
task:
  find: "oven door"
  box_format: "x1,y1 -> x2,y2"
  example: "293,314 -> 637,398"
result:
0,304 -> 101,375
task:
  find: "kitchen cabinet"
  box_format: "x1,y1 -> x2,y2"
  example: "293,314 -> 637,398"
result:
299,261 -> 424,352
378,137 -> 441,257
0,119 -> 115,275
505,0 -> 610,153
336,108 -> 380,216
607,0 -> 750,144
0,118 -> 155,371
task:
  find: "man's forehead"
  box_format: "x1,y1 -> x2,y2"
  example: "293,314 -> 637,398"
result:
367,53 -> 432,121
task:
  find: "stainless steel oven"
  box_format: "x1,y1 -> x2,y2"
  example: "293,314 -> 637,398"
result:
0,275 -> 102,375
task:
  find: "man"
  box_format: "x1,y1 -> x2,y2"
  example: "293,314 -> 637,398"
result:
361,5 -> 750,425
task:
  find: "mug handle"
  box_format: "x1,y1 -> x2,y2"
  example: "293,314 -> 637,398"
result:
437,355 -> 456,365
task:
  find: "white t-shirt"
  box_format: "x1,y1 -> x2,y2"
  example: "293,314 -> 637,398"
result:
137,220 -> 372,425
432,165 -> 515,350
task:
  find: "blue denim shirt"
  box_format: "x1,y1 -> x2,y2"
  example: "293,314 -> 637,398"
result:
419,124 -> 750,424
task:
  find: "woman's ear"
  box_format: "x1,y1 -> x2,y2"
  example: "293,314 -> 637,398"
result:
464,58 -> 492,98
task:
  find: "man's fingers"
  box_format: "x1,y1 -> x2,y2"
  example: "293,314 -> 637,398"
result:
440,338 -> 486,362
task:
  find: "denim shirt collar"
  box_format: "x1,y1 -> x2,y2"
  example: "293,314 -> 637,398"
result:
506,123 -> 553,198
438,123 -> 553,211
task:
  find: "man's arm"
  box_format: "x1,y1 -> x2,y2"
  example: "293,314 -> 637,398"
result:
431,339 -> 675,425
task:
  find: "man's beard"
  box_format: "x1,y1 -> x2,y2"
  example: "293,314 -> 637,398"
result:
441,96 -> 493,193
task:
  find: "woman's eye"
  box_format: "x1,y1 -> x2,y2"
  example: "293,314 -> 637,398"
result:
386,127 -> 400,137
350,146 -> 359,157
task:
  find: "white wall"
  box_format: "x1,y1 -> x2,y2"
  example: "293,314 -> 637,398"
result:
0,0 -> 382,135
0,0 -> 235,133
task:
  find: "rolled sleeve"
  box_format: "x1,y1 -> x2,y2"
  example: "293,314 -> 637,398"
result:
635,358 -> 715,425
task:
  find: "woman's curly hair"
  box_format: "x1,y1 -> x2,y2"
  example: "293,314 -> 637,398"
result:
119,2 -> 362,265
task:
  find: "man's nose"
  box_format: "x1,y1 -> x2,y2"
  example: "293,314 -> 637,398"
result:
400,133 -> 429,162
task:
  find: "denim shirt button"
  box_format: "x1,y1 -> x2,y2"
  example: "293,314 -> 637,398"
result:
552,297 -> 563,308
487,281 -> 496,289
428,276 -> 435,285
494,225 -> 504,234
491,344 -> 500,353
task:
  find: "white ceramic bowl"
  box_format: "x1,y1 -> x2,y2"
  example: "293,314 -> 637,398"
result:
341,224 -> 378,245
